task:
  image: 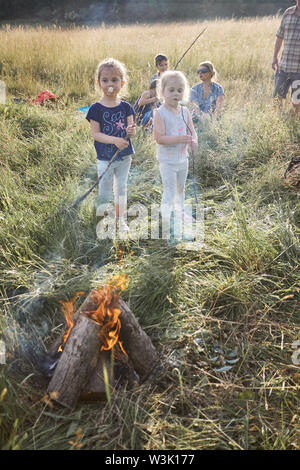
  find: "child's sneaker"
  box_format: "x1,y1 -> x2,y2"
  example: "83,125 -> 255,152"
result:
182,232 -> 195,241
167,238 -> 180,247
182,212 -> 196,224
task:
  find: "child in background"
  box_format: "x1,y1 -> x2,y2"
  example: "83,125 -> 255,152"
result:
86,58 -> 136,232
134,79 -> 159,129
150,54 -> 169,84
153,71 -> 198,239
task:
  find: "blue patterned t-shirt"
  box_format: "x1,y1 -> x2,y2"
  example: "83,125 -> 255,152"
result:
190,82 -> 224,114
86,101 -> 135,161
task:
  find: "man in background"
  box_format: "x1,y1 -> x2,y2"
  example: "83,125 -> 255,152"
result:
272,1 -> 300,113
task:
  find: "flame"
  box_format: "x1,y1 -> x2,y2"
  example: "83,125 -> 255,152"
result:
58,292 -> 85,352
58,275 -> 128,356
84,274 -> 128,353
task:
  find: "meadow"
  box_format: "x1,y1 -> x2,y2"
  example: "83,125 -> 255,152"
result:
0,17 -> 300,450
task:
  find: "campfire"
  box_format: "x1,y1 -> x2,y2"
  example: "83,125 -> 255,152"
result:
47,275 -> 158,409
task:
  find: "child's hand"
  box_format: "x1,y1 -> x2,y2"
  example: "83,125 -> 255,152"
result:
126,123 -> 136,138
190,139 -> 198,153
114,137 -> 129,150
179,135 -> 193,144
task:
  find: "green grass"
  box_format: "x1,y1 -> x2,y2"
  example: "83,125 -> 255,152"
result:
0,18 -> 300,450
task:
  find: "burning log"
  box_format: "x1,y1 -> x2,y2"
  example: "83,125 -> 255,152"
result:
80,350 -> 112,402
46,276 -> 159,409
48,291 -> 95,355
47,315 -> 102,409
80,346 -> 140,402
119,299 -> 159,377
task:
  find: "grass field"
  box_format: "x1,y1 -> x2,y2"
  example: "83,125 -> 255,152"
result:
0,17 -> 300,450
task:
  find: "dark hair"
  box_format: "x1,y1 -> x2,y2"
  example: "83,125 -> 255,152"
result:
155,54 -> 168,66
150,79 -> 159,90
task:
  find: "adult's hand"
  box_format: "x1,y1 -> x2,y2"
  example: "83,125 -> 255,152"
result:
272,57 -> 279,70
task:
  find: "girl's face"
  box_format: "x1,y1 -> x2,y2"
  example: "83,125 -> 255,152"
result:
163,78 -> 185,108
98,67 -> 124,97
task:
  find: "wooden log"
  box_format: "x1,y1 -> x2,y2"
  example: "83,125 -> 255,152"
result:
48,289 -> 101,355
80,345 -> 140,402
47,315 -> 102,409
118,299 -> 159,377
80,351 -> 112,402
50,294 -> 159,379
47,292 -> 158,402
74,289 -> 100,322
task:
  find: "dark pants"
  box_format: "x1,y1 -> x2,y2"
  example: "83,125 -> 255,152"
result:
273,70 -> 300,102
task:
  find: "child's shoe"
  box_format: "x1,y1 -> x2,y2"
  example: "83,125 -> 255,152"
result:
182,232 -> 195,241
182,212 -> 196,224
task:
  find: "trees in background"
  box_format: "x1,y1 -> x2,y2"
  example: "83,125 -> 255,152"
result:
0,0 -> 294,22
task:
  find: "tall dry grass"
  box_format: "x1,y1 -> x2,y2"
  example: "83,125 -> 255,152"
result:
0,17 -> 278,103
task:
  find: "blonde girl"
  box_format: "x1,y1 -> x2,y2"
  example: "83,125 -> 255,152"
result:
86,58 -> 136,232
153,70 -> 198,239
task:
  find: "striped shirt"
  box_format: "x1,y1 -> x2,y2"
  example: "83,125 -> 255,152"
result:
276,6 -> 300,73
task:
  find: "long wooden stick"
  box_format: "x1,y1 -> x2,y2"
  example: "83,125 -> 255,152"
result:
65,149 -> 121,210
48,146 -> 122,220
174,27 -> 207,70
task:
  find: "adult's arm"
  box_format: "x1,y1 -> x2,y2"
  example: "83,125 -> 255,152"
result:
190,84 -> 202,116
213,95 -> 225,120
191,101 -> 201,116
272,36 -> 283,70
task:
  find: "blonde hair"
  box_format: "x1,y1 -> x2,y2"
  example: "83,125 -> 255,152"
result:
95,57 -> 128,96
198,61 -> 217,80
157,70 -> 190,104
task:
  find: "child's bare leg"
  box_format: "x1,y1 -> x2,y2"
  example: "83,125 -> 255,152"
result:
273,95 -> 283,109
292,103 -> 300,114
115,203 -> 121,218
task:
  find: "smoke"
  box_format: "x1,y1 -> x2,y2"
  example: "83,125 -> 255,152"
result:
2,262 -> 63,376
83,2 -> 112,24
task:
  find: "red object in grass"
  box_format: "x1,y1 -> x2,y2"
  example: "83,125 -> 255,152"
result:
32,90 -> 58,105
